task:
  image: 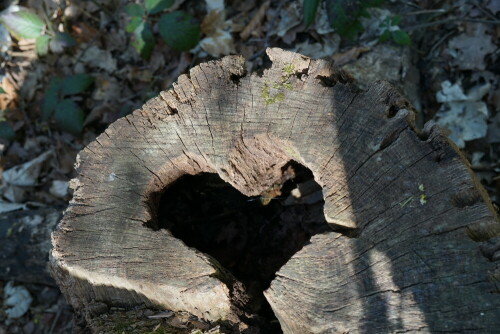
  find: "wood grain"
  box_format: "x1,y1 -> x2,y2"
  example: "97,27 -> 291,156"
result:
50,48 -> 500,333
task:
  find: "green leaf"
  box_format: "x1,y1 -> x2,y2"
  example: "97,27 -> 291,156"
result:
158,11 -> 200,51
49,32 -> 76,53
124,4 -> 145,17
131,21 -> 155,59
42,78 -> 62,120
391,29 -> 411,45
54,99 -> 84,135
145,0 -> 174,15
378,29 -> 390,42
126,16 -> 143,33
0,121 -> 15,140
0,7 -> 45,39
61,74 -> 94,95
36,35 -> 50,56
0,87 -> 5,94
325,0 -> 364,39
390,15 -> 401,26
358,7 -> 371,18
303,0 -> 321,27
343,21 -> 364,40
365,0 -> 385,7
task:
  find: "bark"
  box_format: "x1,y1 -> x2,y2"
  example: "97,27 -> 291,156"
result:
50,48 -> 500,333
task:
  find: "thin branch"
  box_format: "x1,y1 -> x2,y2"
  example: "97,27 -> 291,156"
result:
403,9 -> 447,16
472,1 -> 498,21
406,17 -> 500,31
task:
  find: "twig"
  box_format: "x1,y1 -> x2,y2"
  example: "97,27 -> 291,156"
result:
49,307 -> 62,334
403,9 -> 447,16
424,30 -> 456,61
406,17 -> 500,31
472,1 -> 498,21
78,8 -> 101,23
458,17 -> 500,24
402,1 -> 422,9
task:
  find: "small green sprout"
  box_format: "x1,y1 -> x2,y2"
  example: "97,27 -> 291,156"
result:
418,183 -> 427,205
419,194 -> 427,205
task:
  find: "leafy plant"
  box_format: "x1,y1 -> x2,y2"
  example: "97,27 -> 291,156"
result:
378,15 -> 411,45
124,0 -> 200,59
303,0 -> 388,40
0,6 -> 76,56
304,0 -> 321,28
41,74 -> 94,135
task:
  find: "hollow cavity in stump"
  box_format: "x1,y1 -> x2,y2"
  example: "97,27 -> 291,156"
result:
147,162 -> 331,332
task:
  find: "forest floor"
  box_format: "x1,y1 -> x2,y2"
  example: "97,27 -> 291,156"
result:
0,0 -> 499,333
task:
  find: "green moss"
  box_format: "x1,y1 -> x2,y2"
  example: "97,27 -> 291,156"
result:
260,64 -> 296,105
284,145 -> 301,160
260,81 -> 275,105
275,92 -> 285,102
282,63 -> 295,76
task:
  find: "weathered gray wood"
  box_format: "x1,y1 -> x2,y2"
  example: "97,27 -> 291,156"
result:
51,48 -> 500,333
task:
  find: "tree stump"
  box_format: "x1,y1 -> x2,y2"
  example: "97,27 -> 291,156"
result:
50,48 -> 500,333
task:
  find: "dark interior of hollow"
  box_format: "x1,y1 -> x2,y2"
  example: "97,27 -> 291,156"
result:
152,162 -> 331,333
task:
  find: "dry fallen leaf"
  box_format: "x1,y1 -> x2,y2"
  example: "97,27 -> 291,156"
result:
292,33 -> 340,59
435,81 -> 490,148
200,30 -> 235,58
240,1 -> 270,40
270,2 -> 301,38
2,150 -> 53,187
92,75 -> 121,102
3,184 -> 27,203
199,1 -> 235,58
332,46 -> 370,66
71,22 -> 100,43
201,9 -> 226,36
0,76 -> 18,111
49,180 -> 69,198
205,0 -> 224,12
485,0 -> 500,14
488,113 -> 500,144
0,200 -> 27,213
4,281 -> 33,319
80,45 -> 117,72
447,24 -> 497,70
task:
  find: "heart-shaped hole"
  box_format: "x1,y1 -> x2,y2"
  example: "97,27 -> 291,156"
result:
147,161 -> 331,332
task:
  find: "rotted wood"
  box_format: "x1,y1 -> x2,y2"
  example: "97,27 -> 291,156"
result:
50,48 -> 500,333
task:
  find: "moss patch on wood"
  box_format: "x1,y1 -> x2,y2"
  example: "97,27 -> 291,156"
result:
260,64 -> 295,105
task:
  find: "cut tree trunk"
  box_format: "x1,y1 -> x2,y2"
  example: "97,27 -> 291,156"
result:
50,48 -> 500,333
